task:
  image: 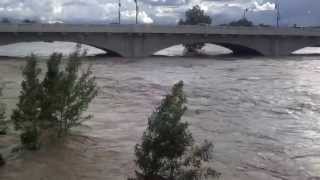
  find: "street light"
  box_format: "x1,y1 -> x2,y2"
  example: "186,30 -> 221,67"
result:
134,0 -> 138,24
243,8 -> 249,19
275,0 -> 280,28
118,0 -> 121,24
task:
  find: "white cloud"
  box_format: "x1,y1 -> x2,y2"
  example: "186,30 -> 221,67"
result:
0,0 -> 319,27
253,1 -> 275,11
140,11 -> 154,23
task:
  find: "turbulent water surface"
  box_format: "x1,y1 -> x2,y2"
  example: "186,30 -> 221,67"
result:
0,42 -> 320,180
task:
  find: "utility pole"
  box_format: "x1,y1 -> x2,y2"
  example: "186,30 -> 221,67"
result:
276,0 -> 280,28
118,0 -> 121,24
135,0 -> 138,24
243,8 -> 248,19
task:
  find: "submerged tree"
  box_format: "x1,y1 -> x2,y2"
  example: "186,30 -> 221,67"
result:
11,55 -> 42,150
39,53 -> 63,131
40,50 -> 98,137
0,85 -> 7,135
133,81 -> 219,180
12,47 -> 98,150
135,81 -> 193,179
178,140 -> 220,180
178,5 -> 212,54
0,153 -> 4,166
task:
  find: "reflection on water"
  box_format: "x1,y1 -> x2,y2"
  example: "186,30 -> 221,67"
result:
1,43 -> 320,180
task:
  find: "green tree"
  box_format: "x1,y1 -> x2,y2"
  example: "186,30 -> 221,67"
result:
22,19 -> 37,24
40,50 -> 98,137
228,18 -> 253,27
179,5 -> 212,25
178,5 -> 212,54
11,55 -> 42,150
135,81 -> 193,179
133,81 -> 219,180
12,49 -> 98,150
39,53 -> 63,132
1,17 -> 10,24
178,140 -> 220,180
0,85 -> 7,135
0,85 -> 7,165
0,153 -> 5,167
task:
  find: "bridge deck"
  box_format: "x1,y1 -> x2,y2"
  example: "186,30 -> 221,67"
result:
0,24 -> 319,37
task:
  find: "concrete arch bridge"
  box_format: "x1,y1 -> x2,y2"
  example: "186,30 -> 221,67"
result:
0,24 -> 320,58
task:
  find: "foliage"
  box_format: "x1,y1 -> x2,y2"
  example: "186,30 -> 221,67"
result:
135,81 -> 193,179
258,23 -> 271,27
178,5 -> 212,53
134,81 -> 219,180
177,140 -> 220,180
1,18 -> 10,24
12,48 -> 98,150
40,50 -> 98,137
22,19 -> 37,24
0,85 -> 7,135
228,18 -> 253,27
11,55 -> 42,150
178,5 -> 212,26
39,53 -> 63,131
0,153 -> 5,166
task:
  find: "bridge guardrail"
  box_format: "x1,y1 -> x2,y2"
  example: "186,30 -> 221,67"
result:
0,24 -> 319,36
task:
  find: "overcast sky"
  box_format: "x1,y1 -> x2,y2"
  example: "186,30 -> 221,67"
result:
0,0 -> 318,26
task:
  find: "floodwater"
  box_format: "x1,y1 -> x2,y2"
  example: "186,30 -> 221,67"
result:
1,42 -> 320,180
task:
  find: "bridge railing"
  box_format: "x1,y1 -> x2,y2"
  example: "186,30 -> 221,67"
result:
0,23 -> 319,36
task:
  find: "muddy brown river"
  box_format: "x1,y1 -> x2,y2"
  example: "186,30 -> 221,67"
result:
1,43 -> 320,180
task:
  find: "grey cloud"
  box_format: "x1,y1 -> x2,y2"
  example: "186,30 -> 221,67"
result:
0,0 -> 318,26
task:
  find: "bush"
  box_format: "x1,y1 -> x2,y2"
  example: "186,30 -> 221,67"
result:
133,81 -> 219,180
12,49 -> 98,150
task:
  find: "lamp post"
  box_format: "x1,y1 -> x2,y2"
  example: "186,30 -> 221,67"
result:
135,0 -> 138,24
275,0 -> 280,28
243,8 -> 249,19
118,0 -> 121,24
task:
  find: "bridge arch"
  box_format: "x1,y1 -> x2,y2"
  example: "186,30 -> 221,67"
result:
288,41 -> 320,55
154,43 -> 233,56
292,46 -> 320,55
0,32 -> 131,57
148,41 -> 264,57
0,40 -> 124,57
